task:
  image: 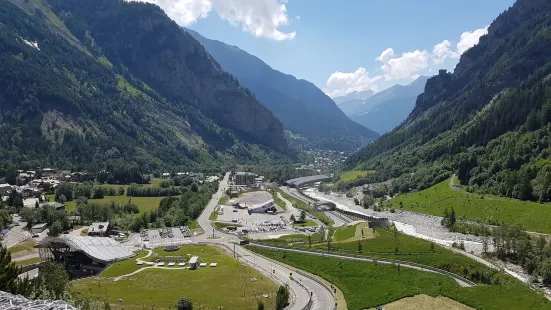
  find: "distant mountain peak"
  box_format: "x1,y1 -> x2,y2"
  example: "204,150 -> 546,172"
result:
333,90 -> 374,105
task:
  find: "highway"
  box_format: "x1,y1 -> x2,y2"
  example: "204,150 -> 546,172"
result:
194,173 -> 337,310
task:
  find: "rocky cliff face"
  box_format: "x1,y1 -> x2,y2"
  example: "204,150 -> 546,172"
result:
47,0 -> 289,154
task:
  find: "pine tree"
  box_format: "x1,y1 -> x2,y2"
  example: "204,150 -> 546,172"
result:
0,245 -> 34,296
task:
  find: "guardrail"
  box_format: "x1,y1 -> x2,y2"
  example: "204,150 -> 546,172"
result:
217,243 -> 303,310
249,242 -> 476,287
291,277 -> 313,310
253,246 -> 338,310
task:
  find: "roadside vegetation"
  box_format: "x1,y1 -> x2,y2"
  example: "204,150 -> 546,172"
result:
390,179 -> 551,233
250,247 -> 550,310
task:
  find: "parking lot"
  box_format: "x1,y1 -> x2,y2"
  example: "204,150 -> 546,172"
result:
141,227 -> 193,248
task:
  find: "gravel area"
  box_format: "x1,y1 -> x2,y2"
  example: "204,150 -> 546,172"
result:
306,189 -> 489,254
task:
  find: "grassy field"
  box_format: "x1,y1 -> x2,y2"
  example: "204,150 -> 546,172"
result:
332,222 -> 376,242
73,245 -> 277,310
391,179 -> 551,233
338,170 -> 375,182
249,247 -> 550,310
293,219 -> 317,227
15,257 -> 40,266
64,196 -> 165,213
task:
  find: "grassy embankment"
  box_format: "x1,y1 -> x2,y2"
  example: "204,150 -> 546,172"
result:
249,247 -> 550,310
15,257 -> 41,266
278,191 -> 333,226
272,192 -> 286,211
391,178 -> 551,233
73,245 -> 277,310
265,224 -> 500,284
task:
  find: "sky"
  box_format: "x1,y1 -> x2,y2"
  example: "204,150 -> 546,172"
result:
128,0 -> 516,97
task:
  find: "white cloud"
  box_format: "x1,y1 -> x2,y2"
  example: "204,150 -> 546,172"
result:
126,0 -> 296,40
379,49 -> 430,80
324,68 -> 382,97
432,40 -> 453,64
376,48 -> 395,63
456,26 -> 489,55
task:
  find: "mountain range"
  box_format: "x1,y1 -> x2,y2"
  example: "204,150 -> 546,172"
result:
345,0 -> 551,203
186,29 -> 379,151
342,76 -> 430,134
0,0 -> 293,173
333,90 -> 374,105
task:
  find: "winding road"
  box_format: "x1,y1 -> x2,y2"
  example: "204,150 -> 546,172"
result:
193,173 -> 337,310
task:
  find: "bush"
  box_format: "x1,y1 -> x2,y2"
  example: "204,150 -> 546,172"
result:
176,297 -> 193,310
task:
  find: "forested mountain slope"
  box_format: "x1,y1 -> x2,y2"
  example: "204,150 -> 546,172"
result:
187,29 -> 380,151
0,0 -> 291,174
345,0 -> 551,202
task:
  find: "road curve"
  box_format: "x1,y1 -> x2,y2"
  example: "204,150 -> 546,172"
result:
194,173 -> 337,310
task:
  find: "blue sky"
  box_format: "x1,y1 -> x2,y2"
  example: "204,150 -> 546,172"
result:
138,0 -> 515,97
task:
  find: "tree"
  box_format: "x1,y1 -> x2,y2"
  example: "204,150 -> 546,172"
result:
357,241 -> 362,253
308,234 -> 312,247
58,194 -> 67,204
299,210 -> 306,223
362,195 -> 374,209
35,262 -> 70,299
275,285 -> 290,310
0,245 -> 33,296
430,242 -> 435,252
176,296 -> 193,310
289,214 -> 296,223
257,300 -> 265,310
353,198 -> 359,205
48,221 -> 63,237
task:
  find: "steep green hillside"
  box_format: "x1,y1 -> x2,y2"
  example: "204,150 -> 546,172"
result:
345,0 -> 551,204
0,0 -> 291,173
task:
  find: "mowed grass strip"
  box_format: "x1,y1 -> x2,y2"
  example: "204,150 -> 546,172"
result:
15,257 -> 41,266
64,196 -> 165,213
249,247 -> 550,310
9,240 -> 37,258
73,245 -> 278,310
391,179 -> 551,233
